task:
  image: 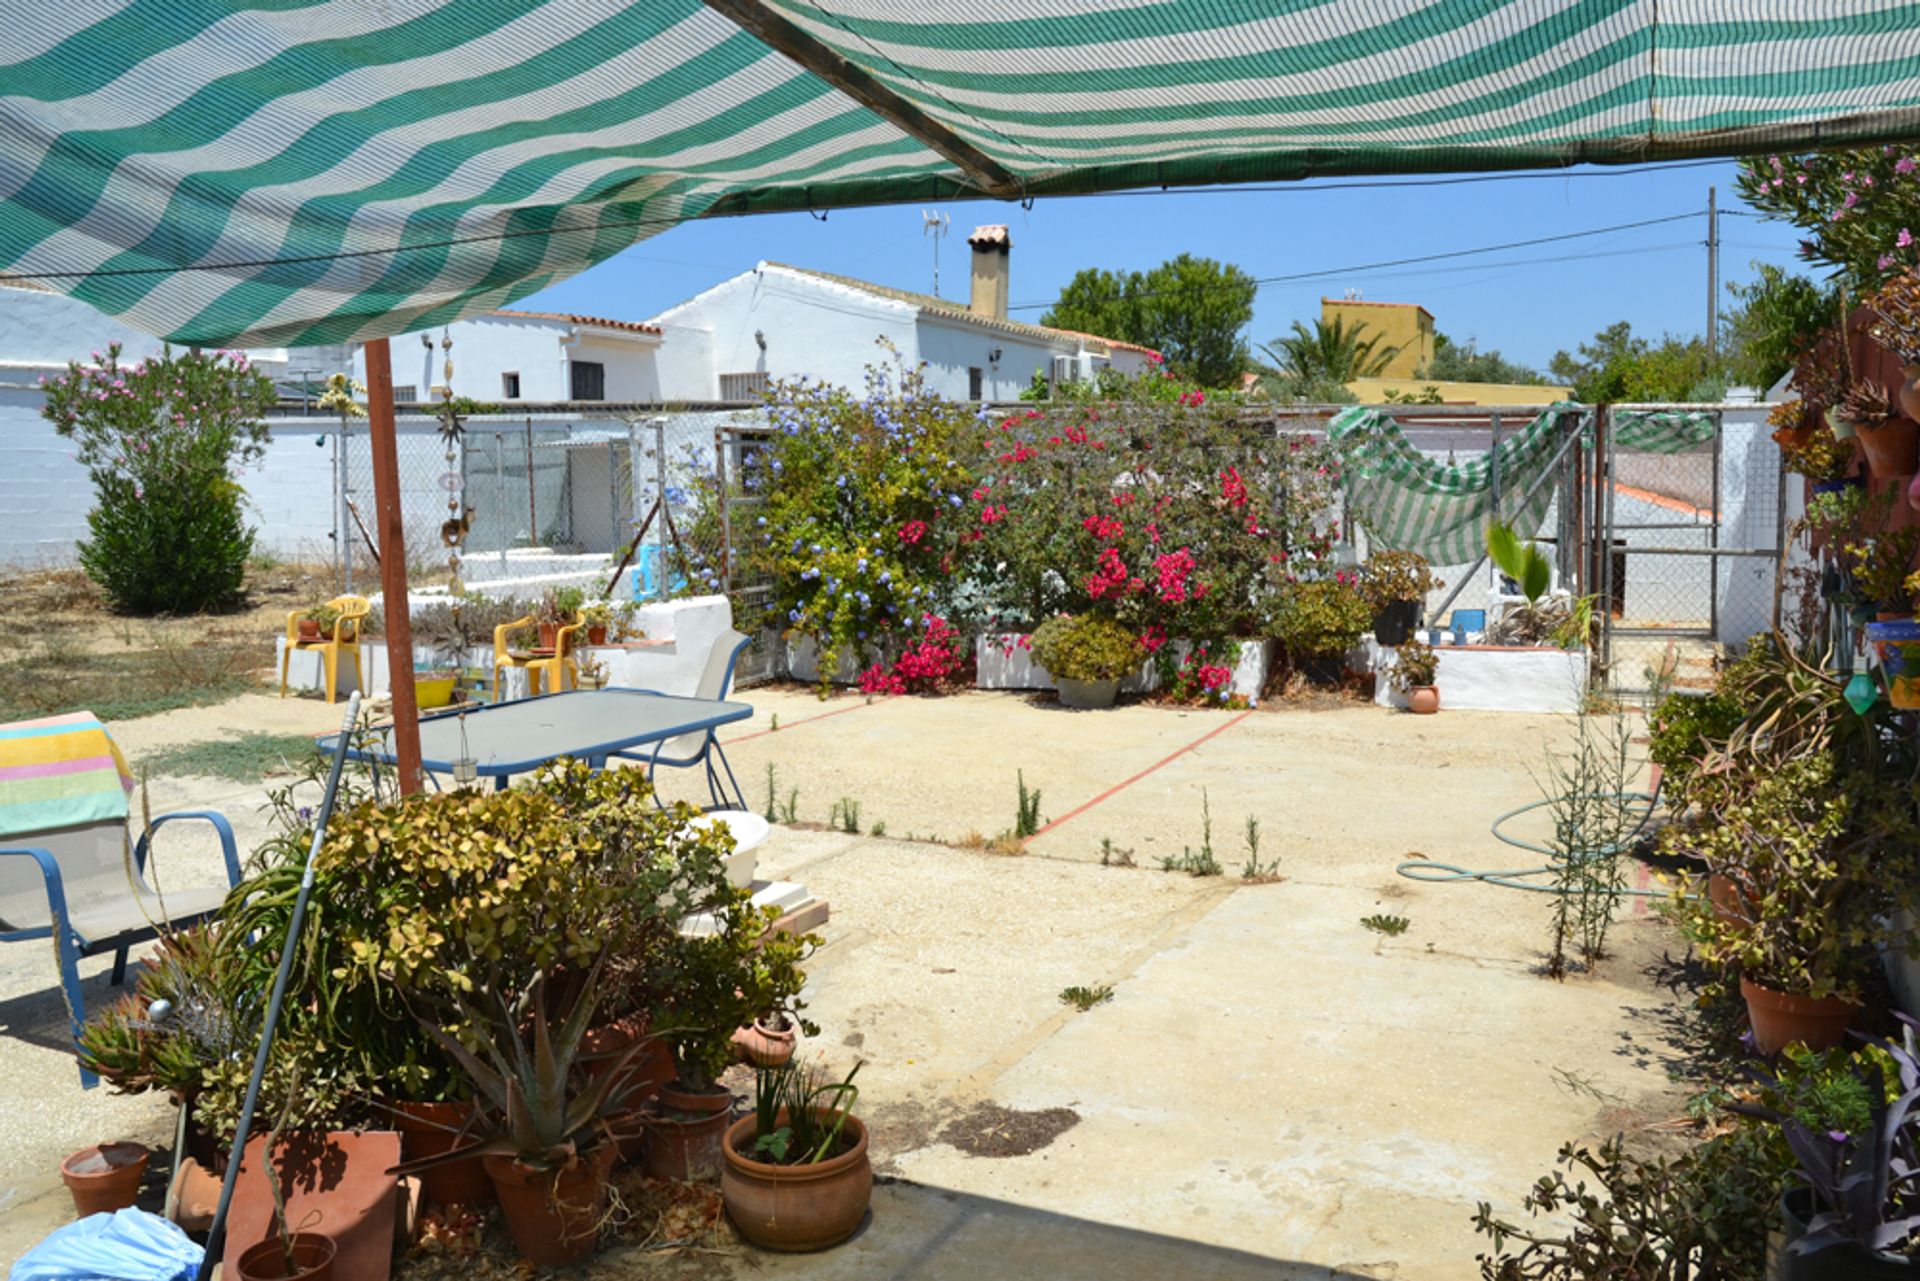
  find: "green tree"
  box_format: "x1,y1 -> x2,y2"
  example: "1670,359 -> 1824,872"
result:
1040,254 -> 1256,388
1419,332 -> 1541,384
1548,322 -> 1727,404
1720,262 -> 1842,392
41,343 -> 275,613
1254,316 -> 1399,400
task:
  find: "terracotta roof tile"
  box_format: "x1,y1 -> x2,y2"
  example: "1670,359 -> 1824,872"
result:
490,308 -> 661,335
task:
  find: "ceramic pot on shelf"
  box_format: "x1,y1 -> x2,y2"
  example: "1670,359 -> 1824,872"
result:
732,1013 -> 798,1068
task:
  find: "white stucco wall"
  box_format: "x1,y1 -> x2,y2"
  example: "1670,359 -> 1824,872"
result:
350,314 -> 663,404
916,317 -> 1071,402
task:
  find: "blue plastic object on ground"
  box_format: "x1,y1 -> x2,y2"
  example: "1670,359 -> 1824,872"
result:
9,1209 -> 203,1281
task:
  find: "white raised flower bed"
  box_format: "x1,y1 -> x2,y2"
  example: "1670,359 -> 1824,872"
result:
976,632 -> 1273,701
1371,642 -> 1588,714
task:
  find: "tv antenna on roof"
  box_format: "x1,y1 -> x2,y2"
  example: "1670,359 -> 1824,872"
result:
922,209 -> 951,297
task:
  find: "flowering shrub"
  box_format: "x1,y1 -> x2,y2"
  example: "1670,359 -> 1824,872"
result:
41,343 -> 275,613
747,352 -> 981,681
1737,147 -> 1920,287
1029,614 -> 1142,683
1270,576 -> 1372,662
859,613 -> 968,695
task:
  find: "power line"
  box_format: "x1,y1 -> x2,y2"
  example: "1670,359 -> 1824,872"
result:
1007,210 -> 1705,311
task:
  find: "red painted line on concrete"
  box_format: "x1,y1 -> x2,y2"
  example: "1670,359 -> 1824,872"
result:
1613,480 -> 1716,523
1029,709 -> 1257,840
723,699 -> 870,745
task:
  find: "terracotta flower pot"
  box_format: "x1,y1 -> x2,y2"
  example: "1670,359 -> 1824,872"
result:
235,1232 -> 337,1281
722,1110 -> 871,1252
1901,366 -> 1920,423
61,1142 -> 147,1217
1740,975 -> 1860,1055
390,1099 -> 492,1209
732,1014 -> 798,1068
581,1016 -> 673,1163
587,625 -> 608,645
483,1146 -> 615,1268
1406,685 -> 1439,714
1771,423 -> 1816,452
1858,418 -> 1920,478
297,619 -> 322,642
645,1084 -> 733,1182
537,622 -> 559,649
1706,873 -> 1753,929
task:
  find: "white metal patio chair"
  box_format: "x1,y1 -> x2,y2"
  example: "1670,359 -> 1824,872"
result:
612,628 -> 754,810
0,811 -> 240,1086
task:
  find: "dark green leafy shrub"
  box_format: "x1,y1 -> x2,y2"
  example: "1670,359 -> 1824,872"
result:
1270,577 -> 1372,660
1030,614 -> 1142,682
1647,688 -> 1742,803
41,344 -> 274,613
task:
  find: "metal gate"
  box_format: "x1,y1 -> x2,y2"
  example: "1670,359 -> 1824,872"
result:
714,421 -> 781,687
1591,405 -> 1785,693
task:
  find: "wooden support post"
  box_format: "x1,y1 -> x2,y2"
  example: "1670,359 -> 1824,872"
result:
364,337 -> 423,795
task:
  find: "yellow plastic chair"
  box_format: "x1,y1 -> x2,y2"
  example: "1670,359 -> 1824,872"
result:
525,621 -> 583,696
278,595 -> 369,704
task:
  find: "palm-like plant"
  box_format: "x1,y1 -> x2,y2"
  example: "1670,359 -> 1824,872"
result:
1256,318 -> 1403,400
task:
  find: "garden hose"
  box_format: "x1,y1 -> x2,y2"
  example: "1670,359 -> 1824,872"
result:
1394,788 -> 1684,899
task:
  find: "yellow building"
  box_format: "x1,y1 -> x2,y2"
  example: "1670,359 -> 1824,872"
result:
1321,297 -> 1433,378
1345,376 -> 1572,406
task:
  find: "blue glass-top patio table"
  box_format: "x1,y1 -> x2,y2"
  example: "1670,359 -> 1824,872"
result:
321,688 -> 754,806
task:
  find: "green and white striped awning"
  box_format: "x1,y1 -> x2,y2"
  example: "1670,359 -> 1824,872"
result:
5,1 -> 1920,348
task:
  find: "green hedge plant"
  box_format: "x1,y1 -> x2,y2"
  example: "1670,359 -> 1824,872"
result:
1030,614 -> 1143,683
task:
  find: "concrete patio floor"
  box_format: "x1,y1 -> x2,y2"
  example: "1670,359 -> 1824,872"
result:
0,686 -> 1695,1278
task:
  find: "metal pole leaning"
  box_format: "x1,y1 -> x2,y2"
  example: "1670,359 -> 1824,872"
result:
196,692 -> 363,1280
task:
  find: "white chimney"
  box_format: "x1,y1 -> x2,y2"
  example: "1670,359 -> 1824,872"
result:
967,225 -> 1011,322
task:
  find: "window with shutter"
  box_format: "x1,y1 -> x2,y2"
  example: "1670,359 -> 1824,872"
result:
570,360 -> 605,401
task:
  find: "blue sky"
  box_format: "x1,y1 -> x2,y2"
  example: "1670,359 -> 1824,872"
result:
519,157 -> 1807,377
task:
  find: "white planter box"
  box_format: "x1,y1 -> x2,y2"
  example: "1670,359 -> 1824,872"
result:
1373,643 -> 1588,714
784,634 -> 884,686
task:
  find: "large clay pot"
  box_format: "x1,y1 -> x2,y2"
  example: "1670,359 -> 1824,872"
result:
1372,598 -> 1420,646
1056,677 -> 1118,709
1773,1186 -> 1919,1278
537,621 -> 559,649
1741,975 -> 1860,1055
297,619 -> 323,642
1406,685 -> 1439,715
645,1084 -> 732,1182
390,1099 -> 492,1209
1707,873 -> 1753,929
1772,423 -> 1816,452
235,1232 -> 337,1281
483,1146 -> 616,1267
587,625 -> 608,645
61,1142 -> 147,1217
581,1017 -> 673,1163
722,1110 -> 871,1252
1900,367 -> 1920,424
1857,419 -> 1920,478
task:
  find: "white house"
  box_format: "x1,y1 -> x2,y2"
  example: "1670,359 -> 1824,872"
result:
354,225 -> 1155,407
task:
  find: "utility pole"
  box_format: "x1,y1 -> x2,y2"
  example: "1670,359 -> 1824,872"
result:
1706,185 -> 1720,354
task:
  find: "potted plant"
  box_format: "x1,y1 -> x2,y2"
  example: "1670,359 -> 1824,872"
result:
1867,269 -> 1920,422
1790,329 -> 1855,440
579,600 -> 615,646
575,655 -> 610,691
236,1078 -> 339,1281
1028,614 -> 1142,708
1673,752 -> 1920,1053
1771,397 -> 1818,453
647,899 -> 816,1183
1271,577 -> 1372,685
1848,526 -> 1920,619
722,1061 -> 870,1252
1782,430 -> 1860,493
59,1142 -> 149,1218
1362,551 -> 1439,645
298,603 -> 340,643
1836,380 -> 1916,478
1732,1015 -> 1920,1278
1483,522 -> 1595,648
1389,640 -> 1440,713
535,586 -> 584,649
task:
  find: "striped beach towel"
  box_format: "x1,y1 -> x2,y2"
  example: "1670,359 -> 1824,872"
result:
0,713 -> 135,841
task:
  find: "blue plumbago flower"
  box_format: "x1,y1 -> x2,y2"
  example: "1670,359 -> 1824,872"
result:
858,630 -> 868,639
878,571 -> 891,584
789,609 -> 802,622
771,460 -> 783,472
947,494 -> 962,507
756,516 -> 766,526
856,558 -> 867,571
857,592 -> 869,605
811,543 -> 823,554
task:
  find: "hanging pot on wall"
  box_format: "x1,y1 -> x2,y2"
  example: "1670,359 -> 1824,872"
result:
1857,419 -> 1920,478
1827,408 -> 1858,441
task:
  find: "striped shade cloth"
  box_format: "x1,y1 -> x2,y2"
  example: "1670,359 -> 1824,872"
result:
0,712 -> 134,840
1328,404 -> 1585,564
2,2 -> 1919,347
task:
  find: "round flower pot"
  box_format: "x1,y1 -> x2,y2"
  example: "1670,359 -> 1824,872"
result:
1858,419 -> 1920,478
413,674 -> 457,709
581,1016 -> 673,1163
482,1146 -> 615,1268
645,1084 -> 733,1182
722,1110 -> 871,1252
1406,685 -> 1439,715
61,1142 -> 147,1217
1372,598 -> 1420,646
1707,873 -> 1753,929
733,1014 -> 797,1069
1867,619 -> 1920,709
1740,975 -> 1860,1055
1901,366 -> 1920,424
587,625 -> 608,645
1772,423 -> 1816,452
235,1232 -> 337,1281
1056,677 -> 1119,709
1774,1186 -> 1919,1278
1827,408 -> 1858,441
389,1099 -> 492,1209
537,622 -> 559,649
296,619 -> 323,642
